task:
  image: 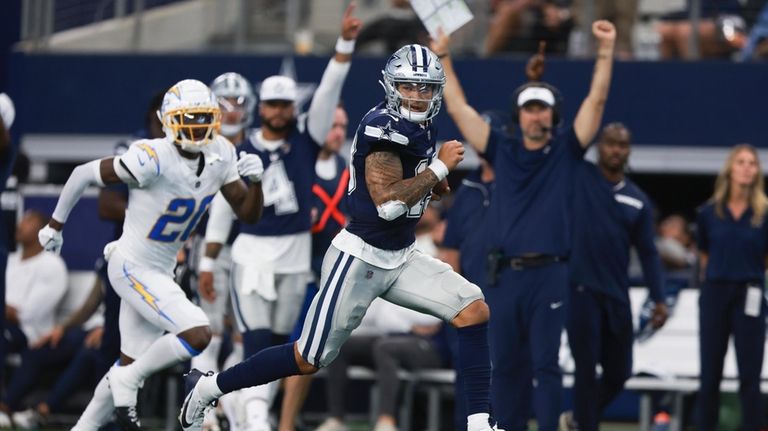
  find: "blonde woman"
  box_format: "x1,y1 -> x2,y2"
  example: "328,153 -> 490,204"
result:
696,144 -> 768,431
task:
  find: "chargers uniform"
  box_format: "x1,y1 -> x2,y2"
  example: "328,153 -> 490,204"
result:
297,103 -> 483,367
109,135 -> 240,358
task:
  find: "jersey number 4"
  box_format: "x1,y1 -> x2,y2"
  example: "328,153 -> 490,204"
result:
406,159 -> 431,218
148,195 -> 215,242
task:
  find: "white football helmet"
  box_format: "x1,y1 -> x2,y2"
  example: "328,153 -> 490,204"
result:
380,44 -> 446,123
158,79 -> 221,153
210,72 -> 256,137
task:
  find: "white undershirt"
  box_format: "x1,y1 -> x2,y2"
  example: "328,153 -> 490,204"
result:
315,157 -> 337,180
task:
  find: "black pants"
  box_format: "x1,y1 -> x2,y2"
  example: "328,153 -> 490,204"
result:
697,282 -> 765,431
566,286 -> 633,431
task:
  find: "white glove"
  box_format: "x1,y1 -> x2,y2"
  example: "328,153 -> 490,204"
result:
0,93 -> 15,129
38,225 -> 63,255
237,151 -> 264,183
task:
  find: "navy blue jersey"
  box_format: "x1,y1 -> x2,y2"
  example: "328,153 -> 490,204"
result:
237,120 -> 321,236
481,126 -> 584,257
311,153 -> 349,274
570,162 -> 665,303
345,103 -> 437,250
697,202 -> 768,283
443,172 -> 493,251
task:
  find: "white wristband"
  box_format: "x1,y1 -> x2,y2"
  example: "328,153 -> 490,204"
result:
427,159 -> 449,181
199,256 -> 216,273
335,37 -> 355,55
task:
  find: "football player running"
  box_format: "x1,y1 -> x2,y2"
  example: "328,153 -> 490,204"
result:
180,44 -> 500,431
38,79 -> 264,431
199,4 -> 361,430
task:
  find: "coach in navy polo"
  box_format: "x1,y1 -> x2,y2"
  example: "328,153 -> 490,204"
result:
433,20 -> 618,431
566,123 -> 667,430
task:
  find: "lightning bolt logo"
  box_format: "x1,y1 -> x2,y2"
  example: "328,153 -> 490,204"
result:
137,143 -> 160,175
122,264 -> 174,324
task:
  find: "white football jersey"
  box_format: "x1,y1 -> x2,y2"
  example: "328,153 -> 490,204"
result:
114,136 -> 240,273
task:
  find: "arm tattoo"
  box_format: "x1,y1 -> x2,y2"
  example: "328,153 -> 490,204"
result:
365,150 -> 439,208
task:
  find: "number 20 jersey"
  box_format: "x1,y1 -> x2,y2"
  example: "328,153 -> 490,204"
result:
115,136 -> 240,274
345,102 -> 437,251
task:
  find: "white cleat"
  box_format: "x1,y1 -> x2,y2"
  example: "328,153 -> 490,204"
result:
314,418 -> 349,431
179,369 -> 218,431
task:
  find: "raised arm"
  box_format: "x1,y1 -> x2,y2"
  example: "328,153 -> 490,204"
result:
366,140 -> 464,220
306,2 -> 361,144
44,157 -> 123,235
430,31 -> 491,153
573,20 -> 616,147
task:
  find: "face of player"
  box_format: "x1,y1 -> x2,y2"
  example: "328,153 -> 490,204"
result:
598,127 -> 631,172
219,96 -> 248,127
397,82 -> 435,113
730,148 -> 759,188
323,107 -> 348,154
259,100 -> 295,133
518,103 -> 553,142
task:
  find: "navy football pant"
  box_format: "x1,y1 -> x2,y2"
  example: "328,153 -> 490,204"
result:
484,262 -> 566,431
697,282 -> 765,431
566,286 -> 633,431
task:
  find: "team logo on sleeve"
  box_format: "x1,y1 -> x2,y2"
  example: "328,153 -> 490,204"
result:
364,121 -> 409,145
137,143 -> 160,175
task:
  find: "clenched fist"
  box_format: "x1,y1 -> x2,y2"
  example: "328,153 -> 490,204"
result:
437,140 -> 465,171
592,20 -> 616,46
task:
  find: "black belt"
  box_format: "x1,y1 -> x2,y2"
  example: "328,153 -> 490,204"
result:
503,255 -> 566,270
487,251 -> 567,287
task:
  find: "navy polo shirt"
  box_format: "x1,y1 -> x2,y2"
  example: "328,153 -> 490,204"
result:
481,125 -> 584,257
569,161 -> 665,303
697,202 -> 768,283
443,172 -> 493,251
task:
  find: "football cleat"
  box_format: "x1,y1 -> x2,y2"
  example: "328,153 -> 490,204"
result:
114,406 -> 141,430
179,369 -> 217,431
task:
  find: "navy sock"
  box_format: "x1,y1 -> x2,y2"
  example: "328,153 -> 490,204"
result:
216,343 -> 300,394
457,322 -> 491,416
242,329 -> 272,358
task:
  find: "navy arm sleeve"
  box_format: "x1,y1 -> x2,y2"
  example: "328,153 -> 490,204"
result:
633,199 -> 666,302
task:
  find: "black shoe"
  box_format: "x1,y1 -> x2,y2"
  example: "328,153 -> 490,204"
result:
114,406 -> 141,430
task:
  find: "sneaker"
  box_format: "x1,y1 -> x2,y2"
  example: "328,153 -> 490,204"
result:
180,369 -> 218,431
240,392 -> 271,431
114,406 -> 142,430
108,364 -> 140,407
372,422 -> 398,431
314,418 -> 348,431
559,411 -> 579,431
0,412 -> 11,429
11,409 -> 42,429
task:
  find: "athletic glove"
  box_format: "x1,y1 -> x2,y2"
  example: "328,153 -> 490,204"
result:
237,151 -> 264,183
38,225 -> 63,255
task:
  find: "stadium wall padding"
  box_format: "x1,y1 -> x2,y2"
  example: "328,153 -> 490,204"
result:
7,52 -> 768,148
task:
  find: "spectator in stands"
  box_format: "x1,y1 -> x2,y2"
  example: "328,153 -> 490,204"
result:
740,3 -> 768,60
696,144 -> 768,431
356,0 -> 429,54
315,299 -> 449,431
0,210 -> 75,424
570,0 -> 638,58
656,0 -> 747,59
656,214 -> 696,290
562,123 -> 668,430
485,0 -> 574,56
